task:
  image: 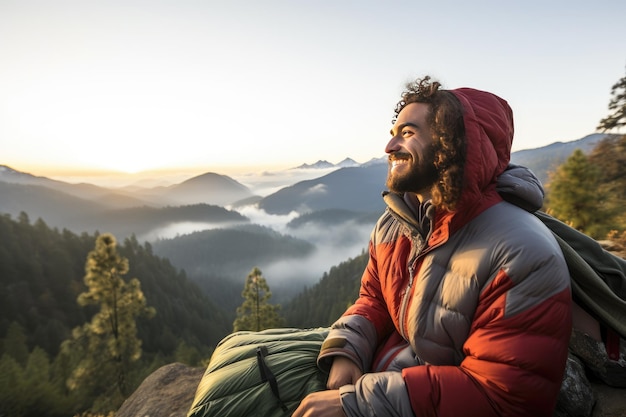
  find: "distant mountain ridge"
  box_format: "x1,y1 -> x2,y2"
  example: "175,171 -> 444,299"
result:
146,172 -> 254,207
510,133 -> 619,184
293,157 -> 360,170
1,132 -> 617,239
258,163 -> 388,215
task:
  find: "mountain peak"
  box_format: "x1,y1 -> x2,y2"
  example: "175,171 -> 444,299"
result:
0,164 -> 47,184
293,158 -> 363,170
336,158 -> 359,168
294,160 -> 335,170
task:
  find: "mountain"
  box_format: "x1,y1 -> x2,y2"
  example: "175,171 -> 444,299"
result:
337,158 -> 360,167
294,160 -> 335,169
151,224 -> 315,313
0,167 -> 256,239
258,160 -> 388,215
257,134 -> 614,219
157,172 -> 254,206
124,172 -> 255,207
0,181 -> 111,227
293,158 -> 362,170
1,132 -> 615,242
510,133 -> 618,185
0,181 -> 249,240
0,165 -> 151,209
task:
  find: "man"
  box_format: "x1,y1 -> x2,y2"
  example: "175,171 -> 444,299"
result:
292,77 -> 572,416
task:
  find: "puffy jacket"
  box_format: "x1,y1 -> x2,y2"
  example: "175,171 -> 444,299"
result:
317,88 -> 572,416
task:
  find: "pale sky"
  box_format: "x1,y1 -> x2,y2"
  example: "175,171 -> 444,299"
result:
1,0 -> 625,182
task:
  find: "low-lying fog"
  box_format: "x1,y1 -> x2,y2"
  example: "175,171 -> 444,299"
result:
141,204 -> 373,288
137,166 -> 377,290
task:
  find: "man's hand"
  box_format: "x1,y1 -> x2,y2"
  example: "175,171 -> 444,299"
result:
327,356 -> 363,389
291,390 -> 346,417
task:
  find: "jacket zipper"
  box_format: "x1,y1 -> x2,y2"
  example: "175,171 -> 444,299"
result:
398,263 -> 415,339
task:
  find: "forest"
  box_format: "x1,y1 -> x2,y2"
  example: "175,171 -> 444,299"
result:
1,71 -> 625,416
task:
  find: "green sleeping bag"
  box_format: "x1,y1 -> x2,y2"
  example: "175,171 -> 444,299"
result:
188,327 -> 330,417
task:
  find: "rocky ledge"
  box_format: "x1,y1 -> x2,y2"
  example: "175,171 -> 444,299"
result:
117,362 -> 626,417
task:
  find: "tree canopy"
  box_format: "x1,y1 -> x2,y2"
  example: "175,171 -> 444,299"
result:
233,267 -> 284,332
61,233 -> 156,410
597,69 -> 626,132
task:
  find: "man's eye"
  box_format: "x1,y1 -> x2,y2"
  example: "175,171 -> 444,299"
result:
402,130 -> 413,136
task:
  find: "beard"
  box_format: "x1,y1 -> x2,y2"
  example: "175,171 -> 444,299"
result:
386,151 -> 438,194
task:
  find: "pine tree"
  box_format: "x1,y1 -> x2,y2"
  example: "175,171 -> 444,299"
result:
233,267 -> 284,332
0,353 -> 24,416
61,233 -> 155,411
588,134 -> 626,232
546,149 -> 611,238
1,321 -> 29,366
598,69 -> 626,132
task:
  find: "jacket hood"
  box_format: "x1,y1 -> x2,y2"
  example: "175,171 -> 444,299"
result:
383,87 -> 521,247
444,88 -> 514,228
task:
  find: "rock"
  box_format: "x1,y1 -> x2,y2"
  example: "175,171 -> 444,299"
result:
118,362 -> 626,417
555,354 -> 595,417
570,329 -> 626,388
116,362 -> 204,417
592,383 -> 626,417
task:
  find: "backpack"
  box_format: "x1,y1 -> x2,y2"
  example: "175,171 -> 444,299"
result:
187,327 -> 329,417
535,211 -> 626,388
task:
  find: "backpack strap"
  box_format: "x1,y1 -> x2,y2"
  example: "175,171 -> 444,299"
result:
605,327 -> 621,361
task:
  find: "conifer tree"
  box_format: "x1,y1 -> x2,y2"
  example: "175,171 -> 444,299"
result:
61,233 -> 155,410
546,149 -> 611,238
588,134 -> 626,232
0,353 -> 24,416
2,321 -> 29,366
233,267 -> 284,332
598,69 -> 626,132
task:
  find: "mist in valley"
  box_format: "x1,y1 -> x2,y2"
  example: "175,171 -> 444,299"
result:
145,204 -> 373,287
242,205 -> 371,283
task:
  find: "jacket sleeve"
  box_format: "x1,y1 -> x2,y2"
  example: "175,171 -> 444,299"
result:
318,235 -> 396,373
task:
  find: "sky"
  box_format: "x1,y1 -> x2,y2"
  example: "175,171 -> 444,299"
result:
1,0 -> 625,185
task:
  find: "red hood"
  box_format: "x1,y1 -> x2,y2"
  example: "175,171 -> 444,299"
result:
429,88 -> 514,246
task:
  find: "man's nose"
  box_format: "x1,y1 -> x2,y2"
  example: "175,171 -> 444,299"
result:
385,135 -> 400,154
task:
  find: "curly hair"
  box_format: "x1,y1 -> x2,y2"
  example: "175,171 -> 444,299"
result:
393,76 -> 466,212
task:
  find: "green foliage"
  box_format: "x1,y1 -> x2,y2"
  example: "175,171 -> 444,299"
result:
0,353 -> 25,416
282,251 -> 368,328
233,268 -> 285,332
0,213 -> 229,414
0,347 -> 71,417
2,322 -> 29,366
0,213 -> 93,356
597,69 -> 626,132
119,236 -> 230,356
588,134 -> 626,232
61,233 -> 156,411
546,149 -> 610,237
173,340 -> 204,366
545,133 -> 626,239
152,224 -> 315,315
0,212 -> 228,359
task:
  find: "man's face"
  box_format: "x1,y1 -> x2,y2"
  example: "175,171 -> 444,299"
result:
385,102 -> 438,194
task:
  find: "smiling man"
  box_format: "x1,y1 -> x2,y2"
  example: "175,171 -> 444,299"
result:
292,76 -> 572,417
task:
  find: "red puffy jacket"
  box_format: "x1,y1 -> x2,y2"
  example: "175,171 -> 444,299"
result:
318,88 -> 572,416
